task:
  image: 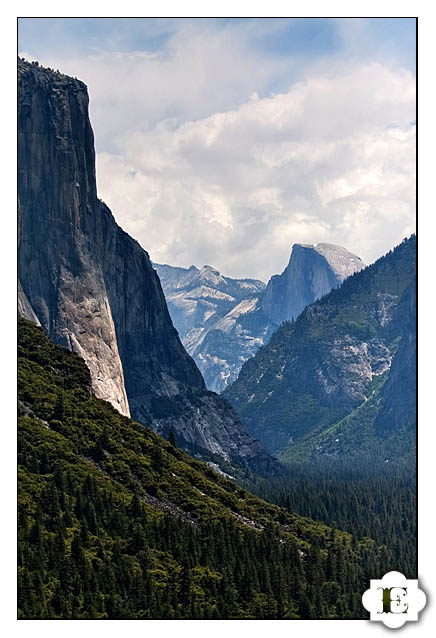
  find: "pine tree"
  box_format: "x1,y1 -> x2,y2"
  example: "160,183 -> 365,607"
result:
168,426 -> 178,447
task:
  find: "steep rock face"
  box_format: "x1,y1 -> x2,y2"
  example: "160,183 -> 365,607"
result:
224,236 -> 416,456
154,263 -> 275,392
18,60 -> 130,417
18,58 -> 276,473
18,280 -> 40,326
261,243 -> 365,325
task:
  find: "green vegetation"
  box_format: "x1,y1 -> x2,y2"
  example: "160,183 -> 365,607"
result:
243,459 -> 416,579
18,317 -> 403,619
223,235 -> 416,457
278,371 -> 415,465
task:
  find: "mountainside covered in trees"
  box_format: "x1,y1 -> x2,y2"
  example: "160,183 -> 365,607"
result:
243,458 -> 416,580
223,236 -> 416,461
17,57 -> 275,474
18,318 -> 408,619
281,279 -> 416,465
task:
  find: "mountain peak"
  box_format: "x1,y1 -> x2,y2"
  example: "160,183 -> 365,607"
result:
262,242 -> 366,324
311,243 -> 364,281
198,265 -> 225,286
292,242 -> 363,270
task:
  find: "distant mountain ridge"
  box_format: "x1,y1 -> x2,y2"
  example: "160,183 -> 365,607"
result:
223,235 -> 416,463
154,262 -> 275,392
156,263 -> 265,299
155,243 -> 365,392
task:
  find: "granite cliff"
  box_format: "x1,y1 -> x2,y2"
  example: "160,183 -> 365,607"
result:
18,60 -> 130,417
261,243 -> 365,325
17,58 -> 277,474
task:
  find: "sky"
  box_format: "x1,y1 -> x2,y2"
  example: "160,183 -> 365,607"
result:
18,17 -> 416,281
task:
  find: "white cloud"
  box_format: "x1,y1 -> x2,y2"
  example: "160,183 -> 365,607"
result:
94,62 -> 415,280
20,22 -> 416,282
25,21 -> 291,149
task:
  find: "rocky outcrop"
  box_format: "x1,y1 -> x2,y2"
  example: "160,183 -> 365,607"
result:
261,243 -> 365,325
18,58 -> 277,474
223,236 -> 416,456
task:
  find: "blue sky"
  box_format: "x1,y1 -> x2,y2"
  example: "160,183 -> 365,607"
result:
18,18 -> 416,280
18,17 -> 416,65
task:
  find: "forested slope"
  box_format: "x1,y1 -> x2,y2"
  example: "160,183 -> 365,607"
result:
17,318 -> 401,619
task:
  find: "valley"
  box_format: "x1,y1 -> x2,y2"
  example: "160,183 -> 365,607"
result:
17,53 -> 416,622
